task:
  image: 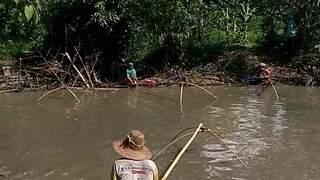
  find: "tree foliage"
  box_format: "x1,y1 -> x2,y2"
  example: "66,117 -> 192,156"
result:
1,0 -> 320,77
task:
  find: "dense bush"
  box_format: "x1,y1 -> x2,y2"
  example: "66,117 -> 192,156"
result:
0,0 -> 319,81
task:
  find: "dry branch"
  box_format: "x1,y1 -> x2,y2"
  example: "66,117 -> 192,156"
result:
65,52 -> 90,88
0,89 -> 18,94
67,87 -> 80,103
37,87 -> 62,102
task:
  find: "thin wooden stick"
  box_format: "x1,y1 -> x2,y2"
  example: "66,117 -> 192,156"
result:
186,83 -> 218,101
161,123 -> 203,180
72,75 -> 80,87
39,50 -> 65,86
73,46 -> 94,88
0,89 -> 18,94
257,84 -> 268,96
66,87 -> 80,103
204,128 -> 246,168
179,83 -> 184,113
37,87 -> 62,102
153,132 -> 194,160
271,82 -> 279,100
65,52 -> 90,88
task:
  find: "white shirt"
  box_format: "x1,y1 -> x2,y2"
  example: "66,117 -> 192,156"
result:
112,159 -> 158,180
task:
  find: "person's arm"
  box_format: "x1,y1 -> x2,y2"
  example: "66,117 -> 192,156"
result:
111,163 -> 118,180
134,77 -> 138,84
132,69 -> 138,85
153,166 -> 159,180
127,74 -> 133,84
111,170 -> 117,180
263,68 -> 272,79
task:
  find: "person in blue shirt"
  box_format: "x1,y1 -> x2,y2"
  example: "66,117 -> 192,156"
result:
126,62 -> 138,86
285,15 -> 297,55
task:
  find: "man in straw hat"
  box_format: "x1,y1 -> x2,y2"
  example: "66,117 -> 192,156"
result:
257,62 -> 272,83
243,62 -> 272,85
111,130 -> 158,180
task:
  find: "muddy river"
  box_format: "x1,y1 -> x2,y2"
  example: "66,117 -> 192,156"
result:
0,85 -> 319,179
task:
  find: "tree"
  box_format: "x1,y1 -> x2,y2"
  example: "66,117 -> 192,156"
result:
256,0 -> 320,49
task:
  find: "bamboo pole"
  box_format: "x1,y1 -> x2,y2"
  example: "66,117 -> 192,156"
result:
179,83 -> 184,113
65,52 -> 90,88
271,82 -> 279,100
161,123 -> 203,180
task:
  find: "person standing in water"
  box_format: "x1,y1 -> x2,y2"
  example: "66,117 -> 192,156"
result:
257,62 -> 272,84
243,62 -> 272,85
111,130 -> 158,180
126,62 -> 138,86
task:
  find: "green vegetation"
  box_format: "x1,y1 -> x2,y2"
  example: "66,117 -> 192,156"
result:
0,0 -> 319,80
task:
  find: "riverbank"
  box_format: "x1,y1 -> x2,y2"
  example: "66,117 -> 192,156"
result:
1,50 -> 319,93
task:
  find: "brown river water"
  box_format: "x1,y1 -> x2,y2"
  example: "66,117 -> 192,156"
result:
0,86 -> 319,180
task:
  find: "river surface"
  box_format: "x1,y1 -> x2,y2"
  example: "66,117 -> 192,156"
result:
0,86 -> 319,180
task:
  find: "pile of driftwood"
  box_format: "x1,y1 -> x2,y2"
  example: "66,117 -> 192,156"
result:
0,65 -> 40,93
31,48 -> 104,89
291,53 -> 320,86
1,47 -> 107,90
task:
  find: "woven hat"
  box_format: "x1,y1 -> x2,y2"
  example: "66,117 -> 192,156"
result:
112,130 -> 152,160
258,63 -> 267,67
128,62 -> 134,66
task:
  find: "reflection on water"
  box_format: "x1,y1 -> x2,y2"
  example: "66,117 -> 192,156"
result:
202,88 -> 294,179
127,90 -> 138,109
0,86 -> 320,179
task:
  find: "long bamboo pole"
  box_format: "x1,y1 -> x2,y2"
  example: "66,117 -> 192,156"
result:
161,123 -> 203,180
179,83 -> 184,113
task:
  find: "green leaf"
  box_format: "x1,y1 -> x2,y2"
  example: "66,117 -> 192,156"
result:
33,5 -> 39,23
0,3 -> 4,9
24,4 -> 34,21
15,0 -> 20,4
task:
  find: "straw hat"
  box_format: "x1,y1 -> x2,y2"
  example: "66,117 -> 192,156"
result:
258,63 -> 267,67
112,130 -> 152,160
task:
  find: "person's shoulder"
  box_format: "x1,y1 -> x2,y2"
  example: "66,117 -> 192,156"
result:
142,160 -> 157,166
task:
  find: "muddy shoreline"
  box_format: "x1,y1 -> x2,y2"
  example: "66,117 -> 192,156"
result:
1,51 -> 319,93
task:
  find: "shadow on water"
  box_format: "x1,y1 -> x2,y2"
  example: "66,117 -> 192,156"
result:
0,86 -> 320,179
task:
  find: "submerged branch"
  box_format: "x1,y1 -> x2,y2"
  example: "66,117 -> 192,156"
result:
186,82 -> 218,101
37,87 -> 62,102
